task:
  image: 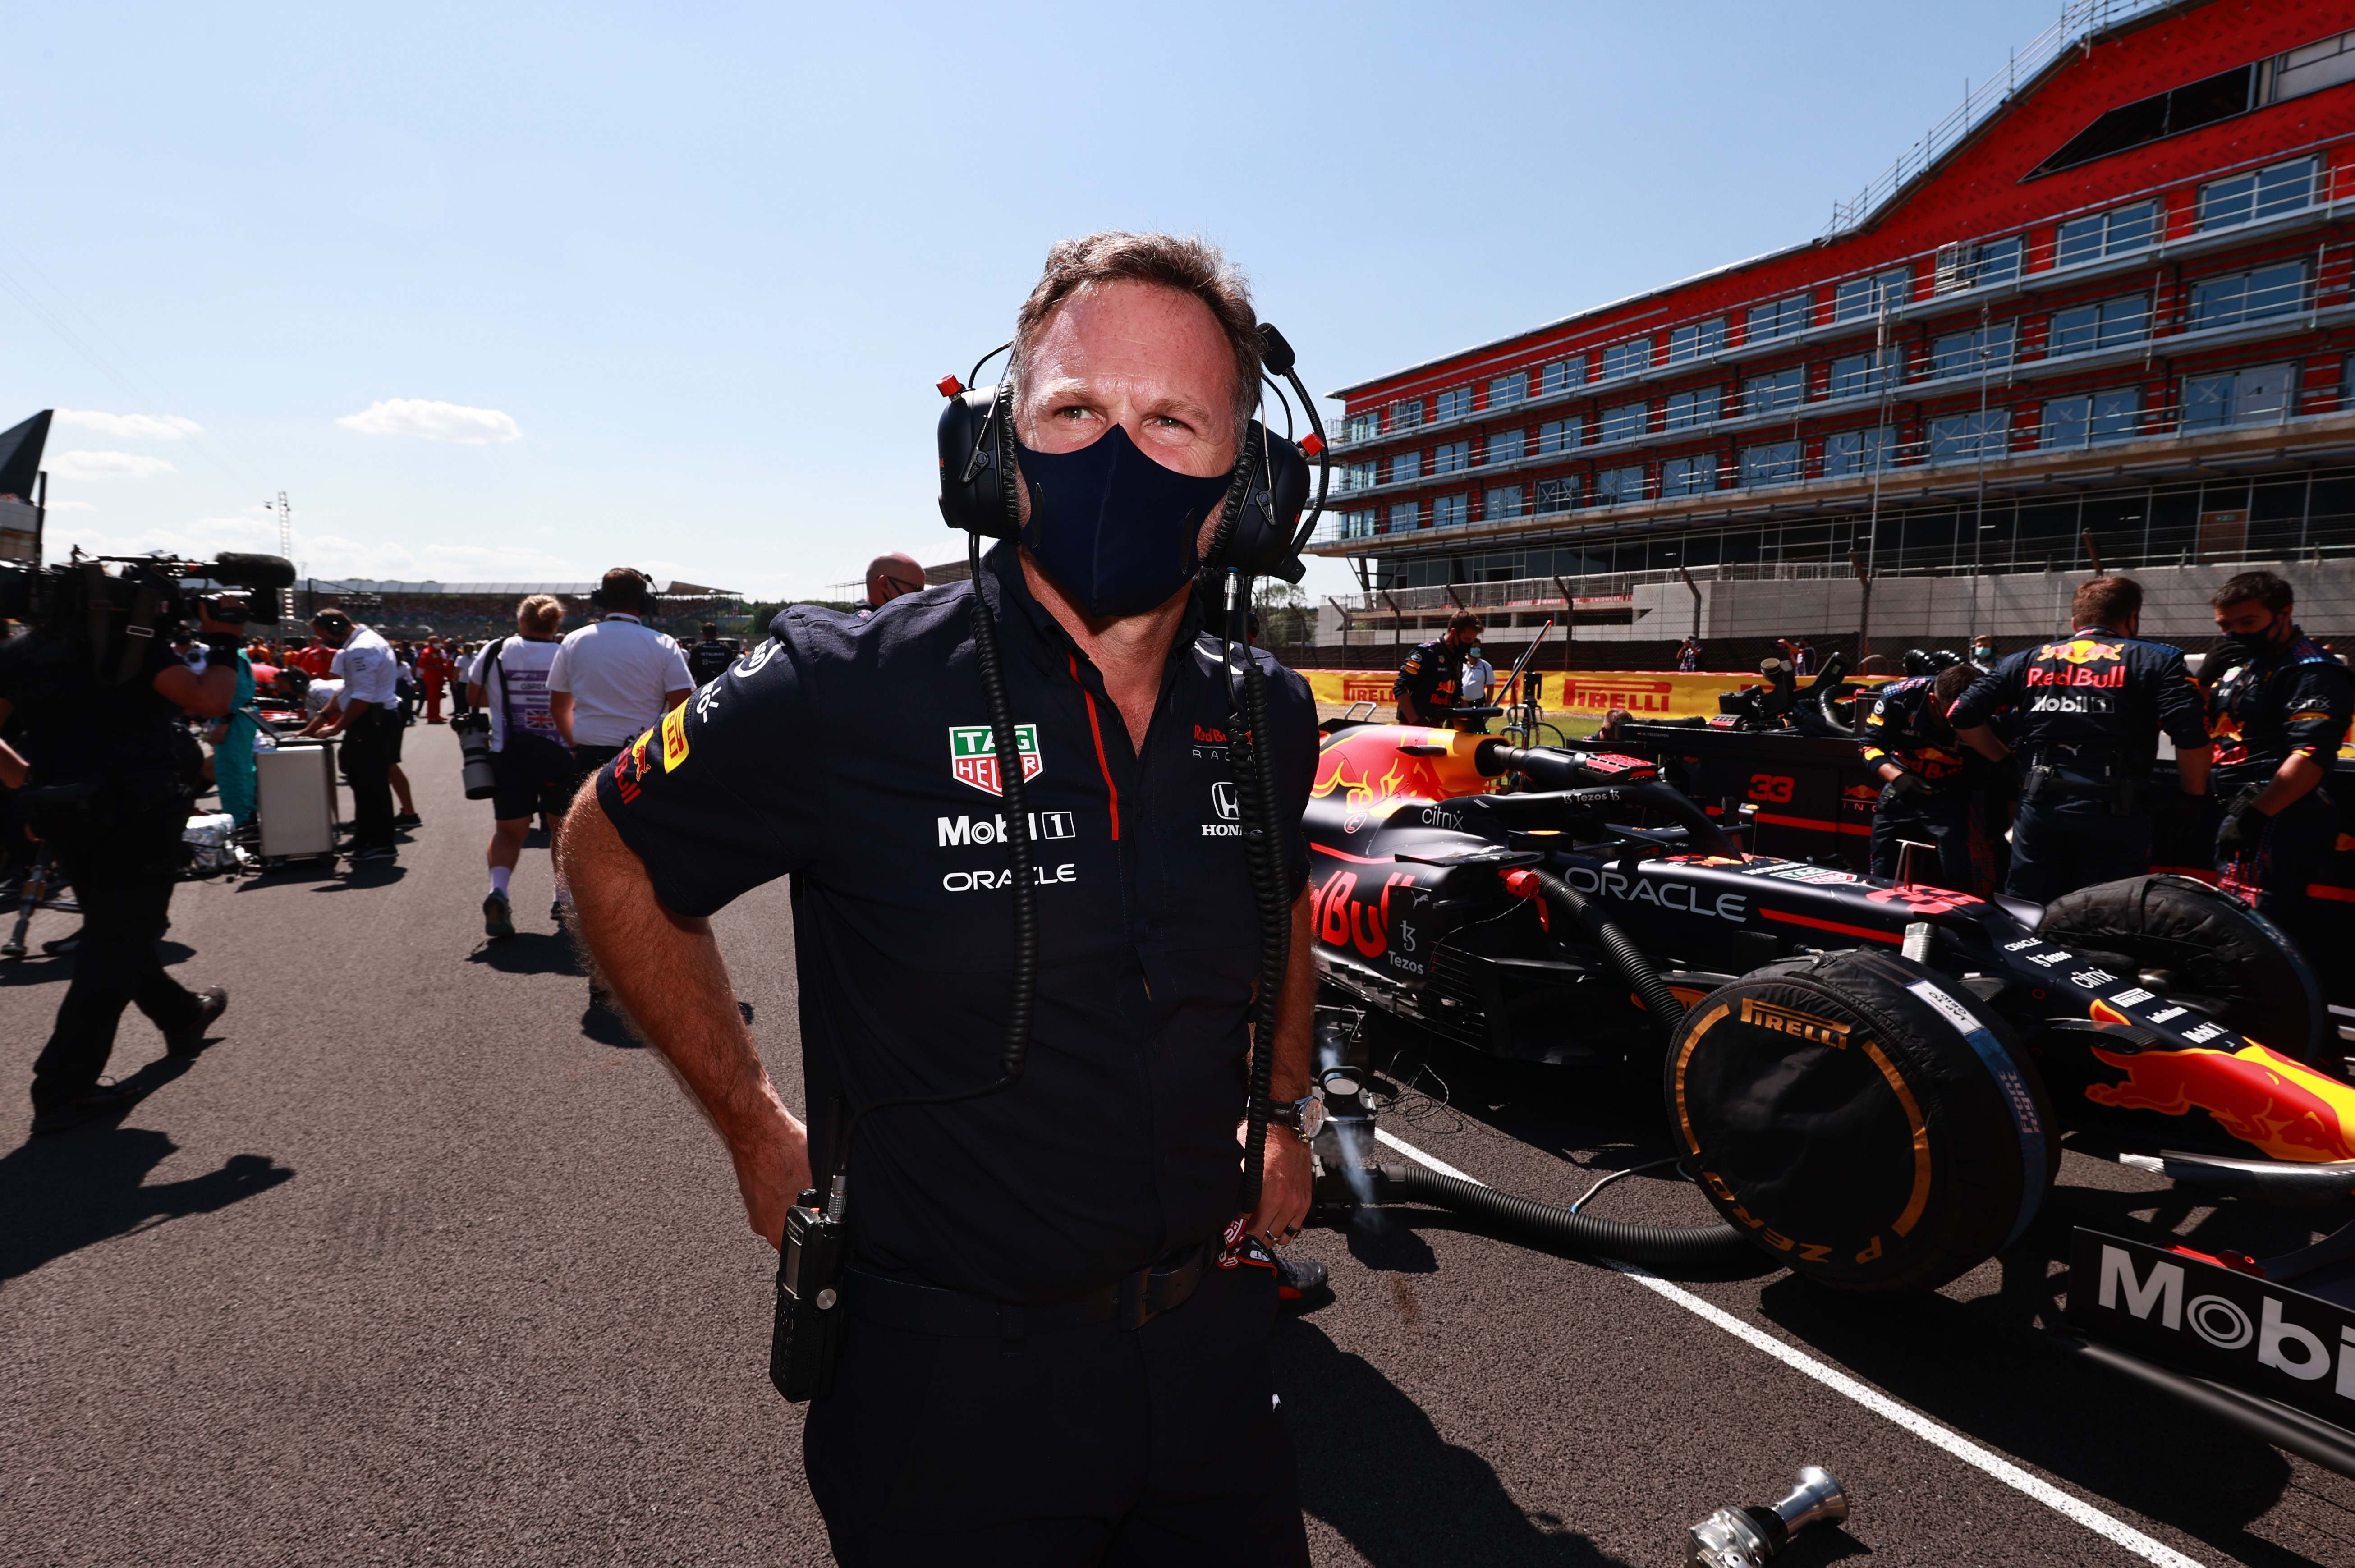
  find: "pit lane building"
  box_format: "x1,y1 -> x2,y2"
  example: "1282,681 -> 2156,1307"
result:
1315,0 -> 2355,666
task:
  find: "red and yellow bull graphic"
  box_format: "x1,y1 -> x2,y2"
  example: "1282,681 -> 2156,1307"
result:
1310,725 -> 1497,825
2085,1041 -> 2355,1163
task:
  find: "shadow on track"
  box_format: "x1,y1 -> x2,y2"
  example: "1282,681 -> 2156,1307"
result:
1752,1176 -> 2348,1568
0,1112 -> 294,1284
1275,1319 -> 1631,1568
467,932 -> 583,979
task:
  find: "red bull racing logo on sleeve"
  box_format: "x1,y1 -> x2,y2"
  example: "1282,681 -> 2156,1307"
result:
950,724 -> 1043,797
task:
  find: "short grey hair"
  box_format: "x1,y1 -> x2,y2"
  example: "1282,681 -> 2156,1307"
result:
1010,231 -> 1262,440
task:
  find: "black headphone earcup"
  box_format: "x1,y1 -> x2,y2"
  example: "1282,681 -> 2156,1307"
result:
1215,424 -> 1310,581
936,384 -> 1019,540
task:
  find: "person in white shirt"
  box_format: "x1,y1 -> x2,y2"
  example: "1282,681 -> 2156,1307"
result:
466,595 -> 572,939
546,569 -> 692,917
298,610 -> 403,862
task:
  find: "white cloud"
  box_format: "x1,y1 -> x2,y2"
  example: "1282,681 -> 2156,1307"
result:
48,449 -> 178,481
55,408 -> 203,441
335,398 -> 522,445
46,499 -> 96,512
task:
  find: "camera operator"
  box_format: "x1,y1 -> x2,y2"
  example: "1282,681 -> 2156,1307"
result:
465,595 -> 572,939
298,609 -> 403,863
546,569 -> 691,922
563,233 -> 1319,1563
0,600 -> 238,1134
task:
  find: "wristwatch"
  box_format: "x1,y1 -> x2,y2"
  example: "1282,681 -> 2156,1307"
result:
1269,1092 -> 1325,1140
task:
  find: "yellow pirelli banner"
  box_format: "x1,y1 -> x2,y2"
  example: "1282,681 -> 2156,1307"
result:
1297,668 -> 1882,721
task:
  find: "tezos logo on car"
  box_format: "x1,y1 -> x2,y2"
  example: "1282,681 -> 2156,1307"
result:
950,724 -> 1042,797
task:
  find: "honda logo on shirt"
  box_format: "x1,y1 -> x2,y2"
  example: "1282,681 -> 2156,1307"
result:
1212,781 -> 1239,821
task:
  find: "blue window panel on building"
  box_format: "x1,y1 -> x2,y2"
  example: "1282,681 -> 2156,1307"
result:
2181,364 -> 2295,430
1386,501 -> 1422,532
1344,412 -> 1379,443
1662,455 -> 1717,496
1535,476 -> 1579,514
1483,484 -> 1523,520
2043,389 -> 2141,448
1541,358 -> 1584,395
1388,450 -> 1422,484
1743,369 -> 1803,416
1828,353 -> 1895,399
1538,418 -> 1579,454
1746,293 -> 1811,343
2198,157 -> 2318,232
1664,388 -> 1720,429
1595,465 -> 1647,505
1667,318 -> 1728,363
2048,297 -> 2149,356
1432,493 -> 1470,529
2057,202 -> 2158,268
1600,340 -> 1651,381
2189,263 -> 2308,328
1821,427 -> 1895,477
1340,461 -> 1378,491
1740,441 -> 1802,486
1929,321 -> 2015,378
1484,429 -> 1526,466
1431,441 -> 1470,474
1928,409 -> 2011,463
1599,401 -> 1648,442
1935,238 -> 2022,294
1487,372 -> 1527,409
1833,268 -> 1910,322
1339,509 -> 1377,538
1393,398 -> 1424,430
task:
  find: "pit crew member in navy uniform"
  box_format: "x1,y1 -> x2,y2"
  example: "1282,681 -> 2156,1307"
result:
1862,661 -> 1999,895
685,622 -> 736,688
2204,570 -> 2352,958
1951,575 -> 2210,905
563,233 -> 1319,1566
1393,609 -> 1481,726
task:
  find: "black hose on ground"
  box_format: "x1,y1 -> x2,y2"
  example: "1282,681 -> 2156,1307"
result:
1373,1163 -> 1758,1267
1520,865 -> 1690,1028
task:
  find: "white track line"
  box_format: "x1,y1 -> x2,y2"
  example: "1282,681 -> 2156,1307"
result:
1371,1127 -> 2209,1568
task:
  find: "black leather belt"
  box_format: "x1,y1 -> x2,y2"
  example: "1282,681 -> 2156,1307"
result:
842,1239 -> 1212,1347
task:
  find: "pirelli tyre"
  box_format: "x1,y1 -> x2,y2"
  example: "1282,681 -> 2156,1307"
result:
1665,950 -> 2058,1296
2036,874 -> 2327,1066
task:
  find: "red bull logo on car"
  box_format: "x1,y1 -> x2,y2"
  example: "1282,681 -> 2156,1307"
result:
2085,1042 -> 2355,1162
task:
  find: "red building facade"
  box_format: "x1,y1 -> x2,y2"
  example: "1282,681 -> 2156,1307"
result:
1319,0 -> 2355,627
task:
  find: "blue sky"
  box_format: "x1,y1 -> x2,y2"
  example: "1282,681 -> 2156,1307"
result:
4,0 -> 2080,601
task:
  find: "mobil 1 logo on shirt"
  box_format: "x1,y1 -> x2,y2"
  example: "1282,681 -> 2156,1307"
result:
2068,1229 -> 2355,1428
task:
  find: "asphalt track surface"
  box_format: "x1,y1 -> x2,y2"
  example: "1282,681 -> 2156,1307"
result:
5,722 -> 2355,1567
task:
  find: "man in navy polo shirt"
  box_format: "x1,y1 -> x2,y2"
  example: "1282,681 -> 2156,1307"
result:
564,232 -> 1318,1566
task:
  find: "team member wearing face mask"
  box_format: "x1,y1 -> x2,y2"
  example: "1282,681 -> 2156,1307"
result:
2204,571 -> 2352,959
561,232 -> 1320,1567
1393,610 -> 1482,727
1951,575 -> 2211,904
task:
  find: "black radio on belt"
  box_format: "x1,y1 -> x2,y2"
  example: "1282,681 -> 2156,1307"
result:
772,1188 -> 847,1402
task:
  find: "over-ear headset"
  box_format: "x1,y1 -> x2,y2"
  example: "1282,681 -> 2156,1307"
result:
589,568 -> 656,610
935,322 -> 1328,583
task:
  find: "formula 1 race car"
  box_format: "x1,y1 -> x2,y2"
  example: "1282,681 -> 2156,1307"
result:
1304,720 -> 2355,1300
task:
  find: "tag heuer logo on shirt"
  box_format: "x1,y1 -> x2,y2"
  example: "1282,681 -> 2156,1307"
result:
950,724 -> 1042,797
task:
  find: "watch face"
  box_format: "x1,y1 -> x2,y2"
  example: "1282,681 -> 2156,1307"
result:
1298,1096 -> 1326,1139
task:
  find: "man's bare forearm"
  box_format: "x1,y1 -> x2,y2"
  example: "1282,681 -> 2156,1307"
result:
562,790 -> 808,1242
1272,890 -> 1315,1103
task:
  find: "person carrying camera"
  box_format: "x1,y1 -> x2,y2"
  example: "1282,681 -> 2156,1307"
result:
464,595 -> 572,939
298,609 -> 404,863
0,596 -> 239,1134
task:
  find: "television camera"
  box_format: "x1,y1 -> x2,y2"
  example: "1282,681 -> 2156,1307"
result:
0,550 -> 298,682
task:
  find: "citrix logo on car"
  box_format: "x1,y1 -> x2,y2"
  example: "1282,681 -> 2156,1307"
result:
1561,863 -> 1749,923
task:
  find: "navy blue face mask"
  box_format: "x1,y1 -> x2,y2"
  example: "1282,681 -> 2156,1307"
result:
1015,424 -> 1234,619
